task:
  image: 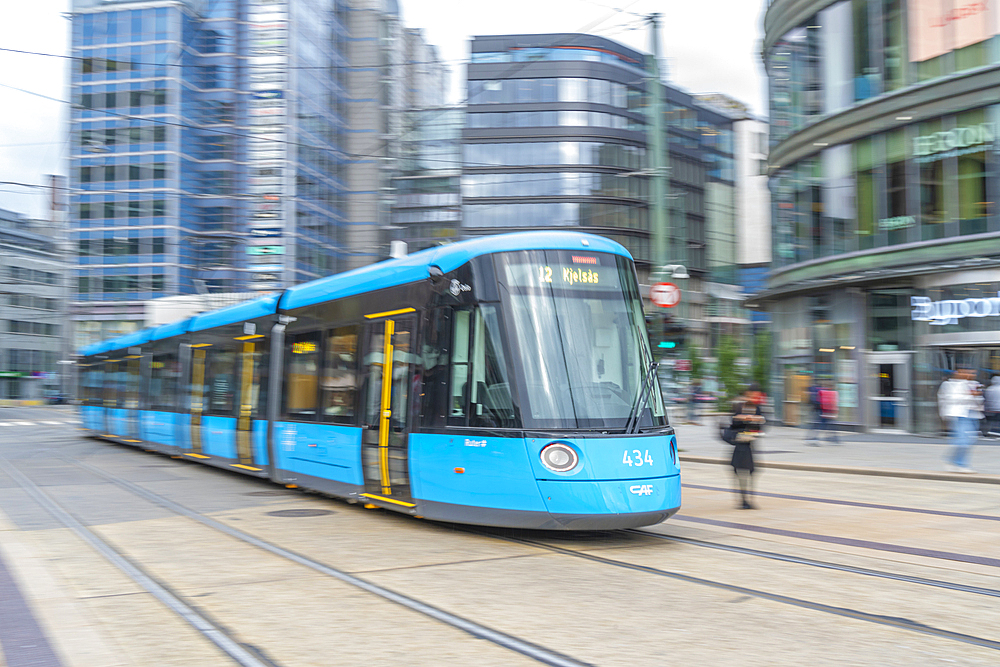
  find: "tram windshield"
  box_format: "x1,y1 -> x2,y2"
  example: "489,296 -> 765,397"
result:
495,249 -> 666,430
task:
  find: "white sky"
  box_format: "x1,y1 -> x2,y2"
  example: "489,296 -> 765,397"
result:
0,0 -> 766,219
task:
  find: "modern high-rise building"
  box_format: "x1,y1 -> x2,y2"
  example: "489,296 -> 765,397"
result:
696,92 -> 772,328
68,0 -> 445,347
462,34 -> 652,264
342,2 -> 448,269
0,208 -> 69,401
390,107 -> 463,250
761,0 -> 1000,433
461,33 -> 746,352
69,0 -> 350,345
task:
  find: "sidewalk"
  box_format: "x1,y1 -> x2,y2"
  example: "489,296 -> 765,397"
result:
673,420 -> 1000,483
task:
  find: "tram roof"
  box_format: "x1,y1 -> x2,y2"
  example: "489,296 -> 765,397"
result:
280,231 -> 630,311
78,231 -> 630,357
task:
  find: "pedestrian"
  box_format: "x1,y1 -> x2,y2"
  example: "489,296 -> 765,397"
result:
688,380 -> 701,425
804,380 -> 823,445
817,382 -> 840,444
984,376 -> 1000,438
723,387 -> 765,509
938,369 -> 983,473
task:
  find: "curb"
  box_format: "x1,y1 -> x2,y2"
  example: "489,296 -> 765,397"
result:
680,455 -> 1000,485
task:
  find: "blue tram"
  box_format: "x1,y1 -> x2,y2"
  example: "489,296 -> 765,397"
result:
77,232 -> 681,529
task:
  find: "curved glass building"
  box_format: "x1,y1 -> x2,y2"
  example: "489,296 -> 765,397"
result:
762,0 -> 1000,433
462,34 -> 654,264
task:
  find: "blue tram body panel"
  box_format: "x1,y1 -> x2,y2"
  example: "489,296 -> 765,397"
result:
536,475 -> 680,515
525,434 -> 678,482
108,408 -> 128,436
253,420 -> 269,466
80,406 -> 103,431
273,422 -> 362,485
141,410 -> 180,447
201,416 -> 237,459
408,434 -> 547,512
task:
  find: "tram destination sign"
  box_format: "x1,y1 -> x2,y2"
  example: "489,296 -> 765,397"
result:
504,256 -> 621,291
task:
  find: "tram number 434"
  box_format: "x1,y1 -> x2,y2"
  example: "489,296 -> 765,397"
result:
622,449 -> 653,467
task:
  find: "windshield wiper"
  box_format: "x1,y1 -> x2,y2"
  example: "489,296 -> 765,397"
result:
624,361 -> 658,434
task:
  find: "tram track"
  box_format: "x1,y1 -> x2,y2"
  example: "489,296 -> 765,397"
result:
628,529 -> 1000,598
8,453 -> 595,667
6,428 -> 999,661
472,528 -> 1000,652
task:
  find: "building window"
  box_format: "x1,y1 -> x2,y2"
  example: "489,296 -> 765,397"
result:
854,137 -> 876,250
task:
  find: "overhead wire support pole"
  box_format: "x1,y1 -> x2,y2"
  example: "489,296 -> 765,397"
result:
646,13 -> 670,280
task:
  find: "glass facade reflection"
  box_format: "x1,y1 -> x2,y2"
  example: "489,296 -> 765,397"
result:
463,34 -> 652,262
70,0 -> 350,342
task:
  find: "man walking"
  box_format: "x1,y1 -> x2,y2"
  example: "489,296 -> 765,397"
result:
938,369 -> 982,473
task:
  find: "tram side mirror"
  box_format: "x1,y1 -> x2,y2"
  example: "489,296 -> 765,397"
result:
428,265 -> 448,293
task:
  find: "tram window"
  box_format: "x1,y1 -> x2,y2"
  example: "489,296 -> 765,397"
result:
125,357 -> 141,409
448,307 -> 516,428
419,309 -> 451,427
449,310 -> 471,422
390,323 -> 413,430
284,331 -> 320,419
82,365 -> 103,406
206,348 -> 237,416
321,325 -> 357,424
104,362 -> 121,408
149,353 -> 180,411
470,306 -> 515,428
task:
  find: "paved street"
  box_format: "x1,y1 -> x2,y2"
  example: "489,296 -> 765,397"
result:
0,405 -> 998,666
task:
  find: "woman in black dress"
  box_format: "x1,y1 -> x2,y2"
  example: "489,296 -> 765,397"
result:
727,386 -> 765,509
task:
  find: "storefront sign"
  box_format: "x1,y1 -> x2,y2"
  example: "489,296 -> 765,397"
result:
911,293 -> 1000,325
908,0 -> 998,62
878,216 -> 915,231
913,122 -> 995,162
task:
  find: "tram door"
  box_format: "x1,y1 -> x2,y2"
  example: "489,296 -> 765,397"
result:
235,341 -> 260,467
188,347 -> 207,453
360,313 -> 415,506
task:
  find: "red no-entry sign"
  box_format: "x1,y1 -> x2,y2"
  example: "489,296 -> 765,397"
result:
650,282 -> 681,308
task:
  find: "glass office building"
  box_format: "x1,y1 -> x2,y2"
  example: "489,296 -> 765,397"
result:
462,34 -> 654,264
69,0 -> 348,346
762,0 -> 1000,433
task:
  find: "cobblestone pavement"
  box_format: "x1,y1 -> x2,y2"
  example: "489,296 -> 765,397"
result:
0,406 -> 997,666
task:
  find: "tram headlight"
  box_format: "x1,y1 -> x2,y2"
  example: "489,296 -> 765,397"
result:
540,442 -> 579,472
